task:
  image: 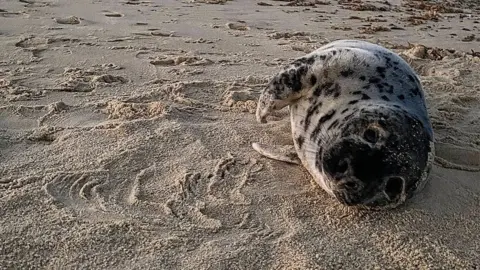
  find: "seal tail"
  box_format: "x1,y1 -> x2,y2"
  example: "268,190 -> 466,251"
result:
251,143 -> 301,165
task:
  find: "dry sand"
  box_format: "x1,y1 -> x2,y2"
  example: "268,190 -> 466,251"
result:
1,0 -> 480,269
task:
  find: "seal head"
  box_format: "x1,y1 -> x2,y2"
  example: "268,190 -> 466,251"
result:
320,105 -> 432,209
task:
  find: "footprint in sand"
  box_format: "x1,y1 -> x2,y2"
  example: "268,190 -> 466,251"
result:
192,0 -> 229,4
102,11 -> 124,17
163,155 -> 264,230
221,86 -> 258,113
54,66 -> 128,92
226,22 -> 250,31
0,77 -> 45,101
54,15 -> 81,25
0,104 -> 47,131
43,171 -> 110,213
14,36 -> 82,63
15,36 -> 49,49
149,55 -> 214,66
0,9 -> 22,18
19,0 -> 51,8
103,100 -> 167,120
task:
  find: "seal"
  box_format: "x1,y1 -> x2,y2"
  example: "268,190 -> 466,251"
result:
253,39 -> 435,209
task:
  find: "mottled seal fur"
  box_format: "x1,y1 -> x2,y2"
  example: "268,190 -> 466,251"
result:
253,39 -> 435,209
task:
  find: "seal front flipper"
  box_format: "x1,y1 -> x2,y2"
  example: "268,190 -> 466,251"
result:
251,143 -> 301,165
256,55 -> 322,124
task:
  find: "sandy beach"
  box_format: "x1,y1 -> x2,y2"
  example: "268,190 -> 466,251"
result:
1,0 -> 480,269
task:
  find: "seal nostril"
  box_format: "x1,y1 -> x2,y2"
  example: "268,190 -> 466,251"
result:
385,176 -> 404,200
363,128 -> 379,143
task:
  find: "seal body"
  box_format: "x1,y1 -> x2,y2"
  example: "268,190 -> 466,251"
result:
254,40 -> 434,209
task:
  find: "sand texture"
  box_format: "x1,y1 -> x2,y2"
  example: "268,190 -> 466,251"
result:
1,0 -> 480,269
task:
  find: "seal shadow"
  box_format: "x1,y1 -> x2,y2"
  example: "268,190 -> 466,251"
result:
406,166 -> 480,216
406,142 -> 480,215
434,142 -> 480,172
348,141 -> 480,213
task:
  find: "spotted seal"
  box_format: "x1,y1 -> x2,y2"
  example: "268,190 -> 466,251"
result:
253,39 -> 435,209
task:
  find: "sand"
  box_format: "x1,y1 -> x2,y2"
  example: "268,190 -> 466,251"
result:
1,0 -> 480,269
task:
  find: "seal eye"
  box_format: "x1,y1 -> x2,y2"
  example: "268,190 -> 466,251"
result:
384,176 -> 404,200
363,128 -> 379,143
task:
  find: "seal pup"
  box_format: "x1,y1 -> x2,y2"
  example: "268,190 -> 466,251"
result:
253,39 -> 435,209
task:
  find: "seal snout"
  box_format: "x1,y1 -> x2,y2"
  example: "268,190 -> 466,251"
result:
322,135 -> 414,208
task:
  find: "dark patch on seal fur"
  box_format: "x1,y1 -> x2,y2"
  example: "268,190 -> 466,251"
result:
327,119 -> 340,130
311,109 -> 337,140
296,136 -> 305,148
376,66 -> 387,78
410,87 -> 420,96
344,112 -> 355,122
386,84 -> 394,94
274,65 -> 308,93
407,74 -> 415,83
318,110 -> 336,125
369,77 -> 381,84
340,69 -> 355,77
304,102 -> 322,131
313,81 -> 334,97
348,100 -> 359,105
325,83 -> 341,97
296,56 -> 315,65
